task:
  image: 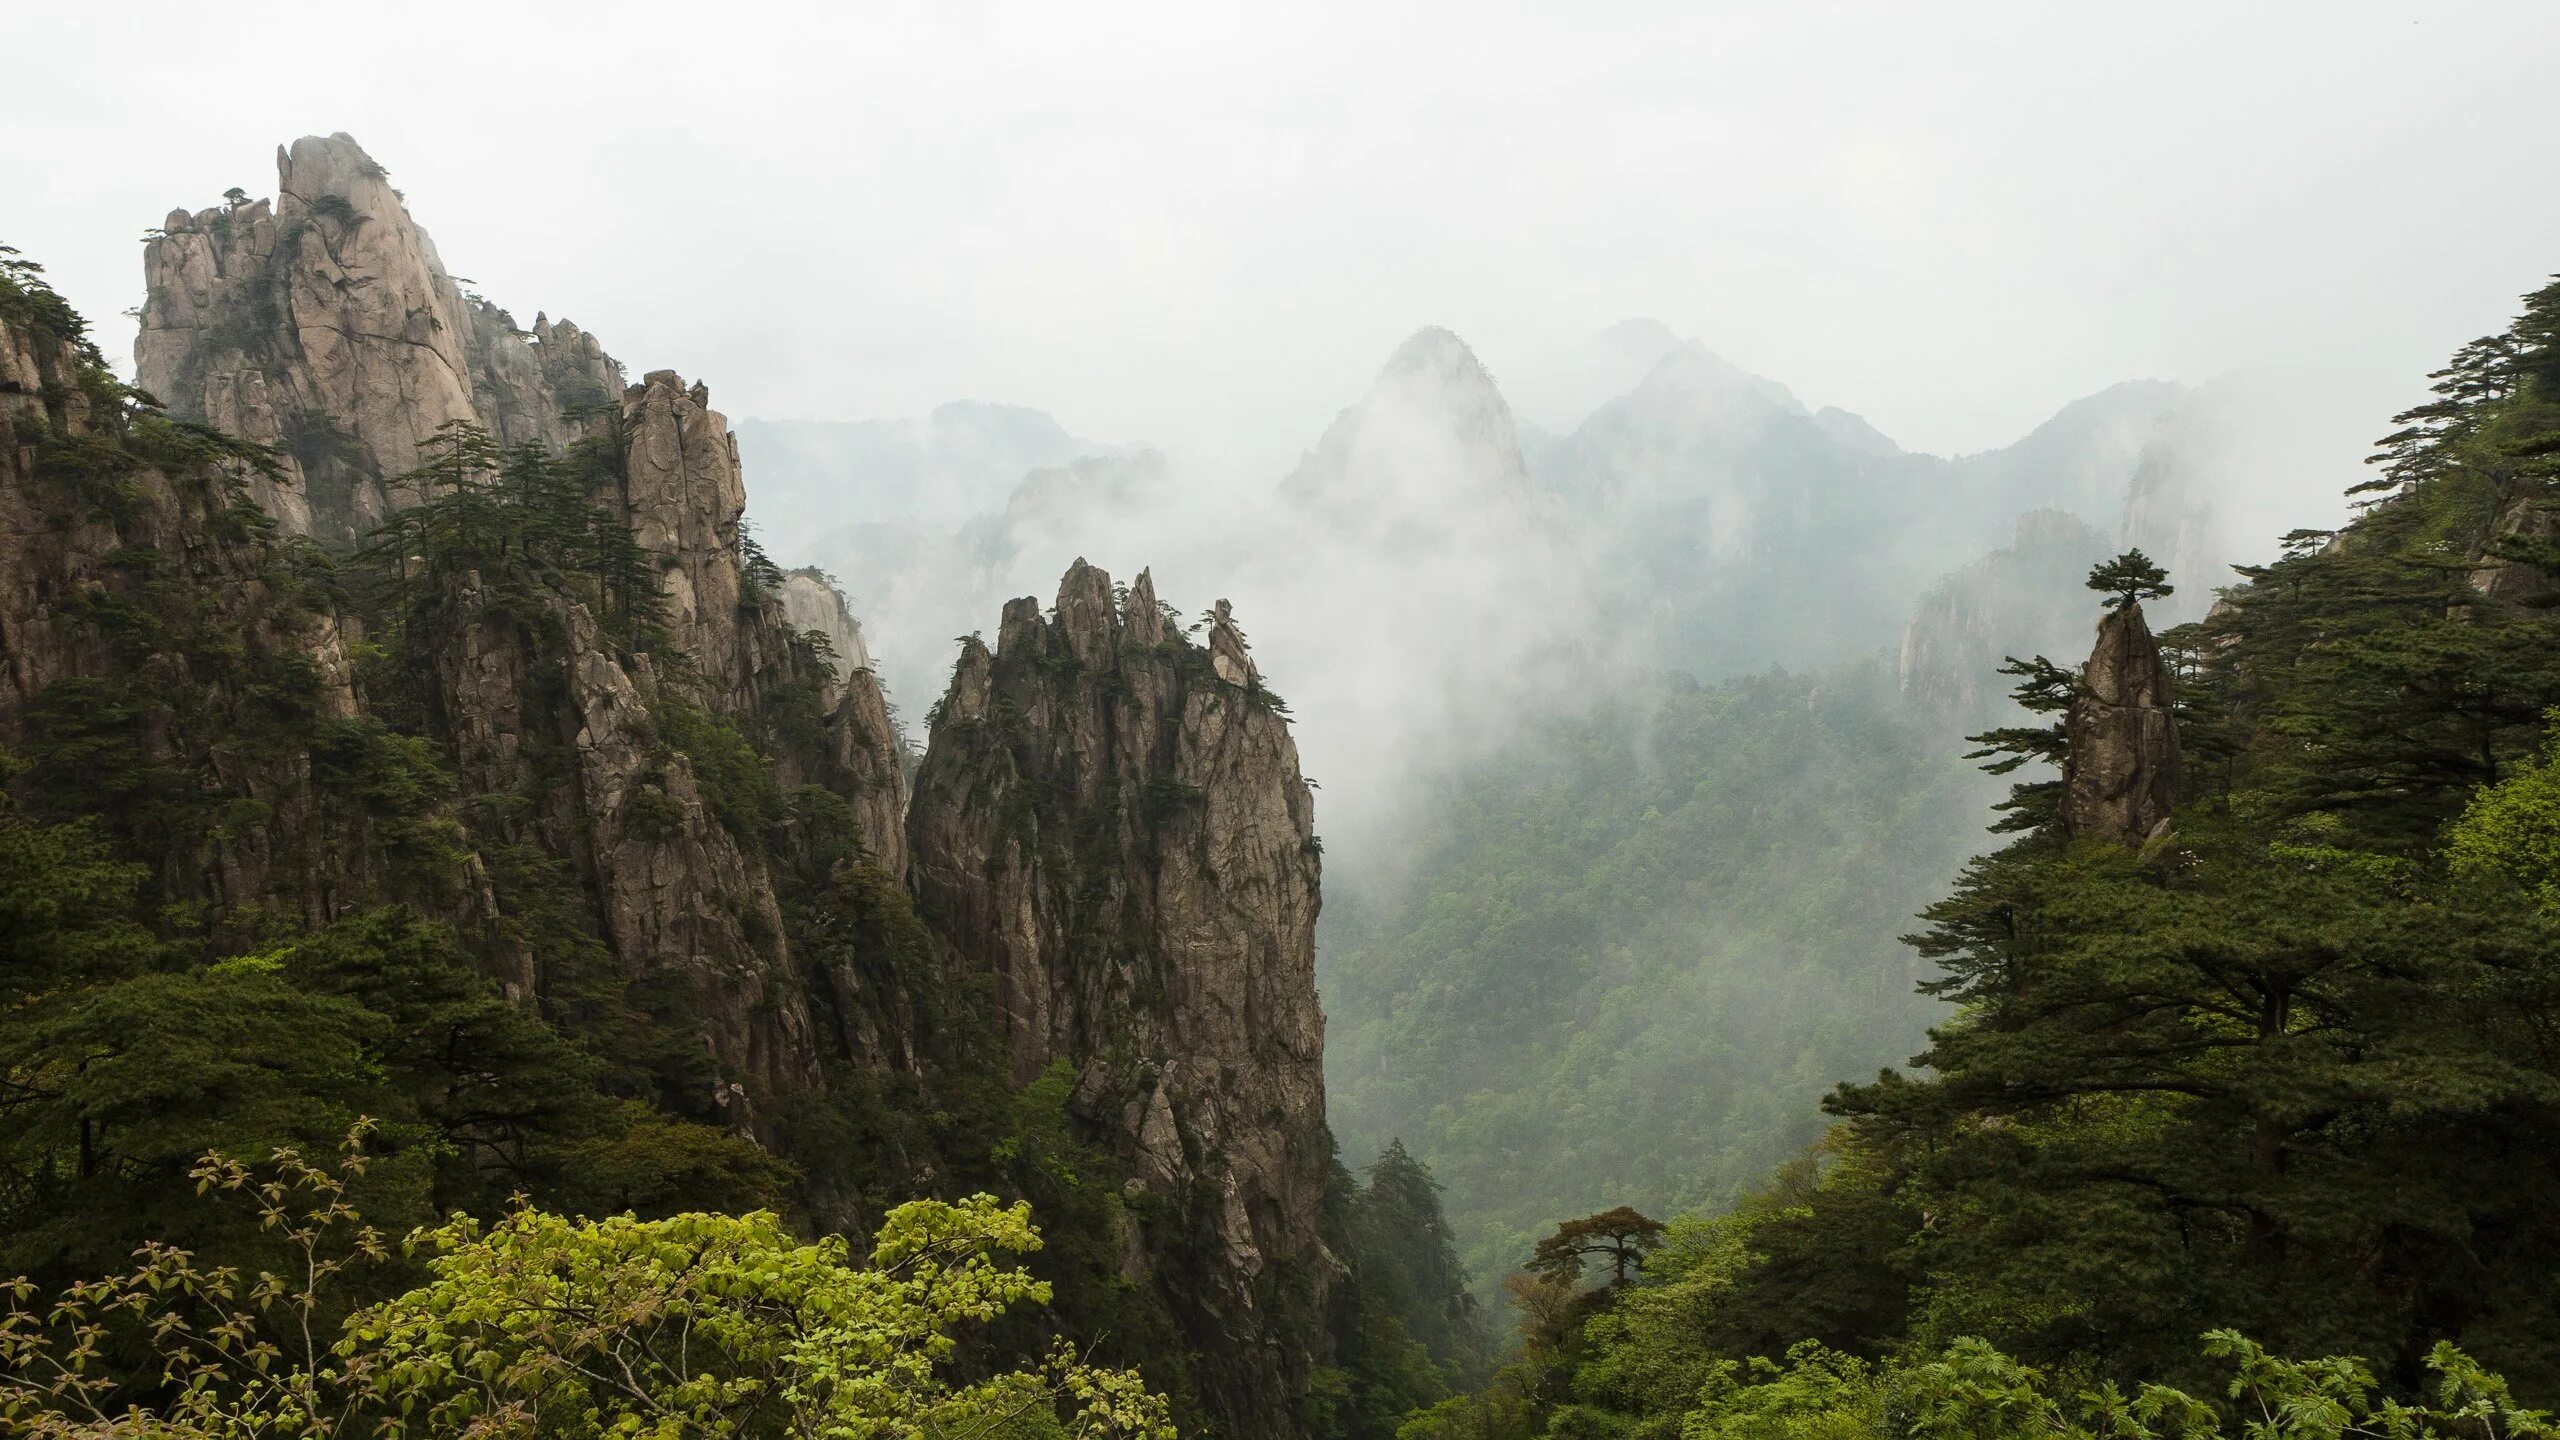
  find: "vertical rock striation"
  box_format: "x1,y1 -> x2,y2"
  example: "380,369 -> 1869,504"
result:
599,368 -> 910,873
910,561 -> 1332,1440
130,135 -> 914,1117
114,135 -> 1333,1431
2062,602 -> 2182,841
138,133 -> 622,544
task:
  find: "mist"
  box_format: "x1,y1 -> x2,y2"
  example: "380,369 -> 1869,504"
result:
14,0 -> 2560,1302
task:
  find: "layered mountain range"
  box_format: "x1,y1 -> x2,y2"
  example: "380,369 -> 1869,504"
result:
23,127 -> 2282,1412
5,134 -> 1368,1439
717,294 -> 2261,1296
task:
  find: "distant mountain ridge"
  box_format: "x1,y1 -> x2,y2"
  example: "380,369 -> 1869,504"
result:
734,402 -> 1123,540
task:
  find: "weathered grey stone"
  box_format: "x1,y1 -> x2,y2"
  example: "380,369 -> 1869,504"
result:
138,134 -> 624,545
909,560 -> 1331,1440
780,571 -> 876,681
2062,601 -> 2182,842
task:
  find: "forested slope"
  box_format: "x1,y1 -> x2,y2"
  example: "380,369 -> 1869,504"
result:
0,138 -> 1482,1436
1324,665 -> 1994,1292
1412,274 -> 2560,1436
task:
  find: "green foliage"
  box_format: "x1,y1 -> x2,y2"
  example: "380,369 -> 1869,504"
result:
0,780 -> 779,1282
2086,549 -> 2174,613
1318,1143 -> 1493,1439
0,1136 -> 1176,1440
354,424 -> 667,675
1963,654 -> 2080,832
2444,712 -> 2560,906
1413,1252 -> 2559,1440
650,687 -> 786,847
1656,1330 -> 2560,1440
1527,1207 -> 1666,1289
276,907 -> 785,1218
1416,272 -> 2560,1440
361,1197 -> 1172,1440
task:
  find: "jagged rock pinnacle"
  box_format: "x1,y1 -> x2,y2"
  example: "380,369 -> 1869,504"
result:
2062,601 -> 2182,841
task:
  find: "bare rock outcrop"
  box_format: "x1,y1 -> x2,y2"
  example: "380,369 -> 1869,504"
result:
615,370 -> 760,696
2062,601 -> 2182,841
128,137 -> 911,1119
138,133 -> 623,544
604,371 -> 908,872
2470,494 -> 2560,606
780,570 -> 877,682
909,560 -> 1331,1440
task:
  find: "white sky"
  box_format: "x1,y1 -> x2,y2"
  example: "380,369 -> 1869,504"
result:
13,0 -> 2560,473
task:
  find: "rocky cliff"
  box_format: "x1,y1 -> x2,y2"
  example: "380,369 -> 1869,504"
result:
781,568 -> 878,681
2062,602 -> 2182,841
0,265 -> 377,922
136,135 -> 909,881
136,133 -> 618,545
111,135 -> 1342,1433
910,560 -> 1332,1440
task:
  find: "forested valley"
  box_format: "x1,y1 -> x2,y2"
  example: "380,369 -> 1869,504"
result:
1385,278 -> 2560,1438
7,118 -> 2560,1440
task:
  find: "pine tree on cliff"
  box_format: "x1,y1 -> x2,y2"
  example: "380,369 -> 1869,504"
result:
1839,587 -> 2560,1383
2086,548 -> 2172,612
1815,289 -> 2560,1386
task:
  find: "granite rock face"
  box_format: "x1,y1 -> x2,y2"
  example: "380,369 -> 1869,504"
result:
2062,601 -> 2182,842
780,569 -> 877,682
2470,494 -> 2560,605
598,369 -> 909,872
123,135 -> 919,1127
138,133 -> 621,545
113,135 -> 1339,1432
910,561 -> 1332,1440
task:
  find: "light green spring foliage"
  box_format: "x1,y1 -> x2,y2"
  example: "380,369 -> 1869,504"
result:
1,1135 -> 1174,1440
1569,1212 -> 1763,1421
361,1197 -> 1173,1440
2445,714 -> 2560,907
1664,1332 -> 2555,1440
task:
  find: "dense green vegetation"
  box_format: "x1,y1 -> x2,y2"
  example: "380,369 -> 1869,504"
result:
3,247 -> 1477,1438
0,1133 -> 1175,1439
1324,665 -> 1996,1294
1407,277 -> 2560,1435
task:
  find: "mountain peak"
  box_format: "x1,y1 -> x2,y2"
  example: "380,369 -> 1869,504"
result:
1380,325 -> 1493,386
1630,343 -> 1804,415
1596,317 -> 1686,369
1282,326 -> 1530,512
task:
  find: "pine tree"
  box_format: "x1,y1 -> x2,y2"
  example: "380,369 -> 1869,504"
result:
2085,549 -> 2172,613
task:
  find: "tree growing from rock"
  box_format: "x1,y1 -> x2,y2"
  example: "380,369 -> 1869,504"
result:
2086,549 -> 2173,613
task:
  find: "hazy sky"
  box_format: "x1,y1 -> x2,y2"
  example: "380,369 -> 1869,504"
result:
15,0 -> 2559,473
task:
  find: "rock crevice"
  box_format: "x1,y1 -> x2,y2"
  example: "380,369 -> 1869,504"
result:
910,560 -> 1331,1440
2063,601 -> 2182,841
